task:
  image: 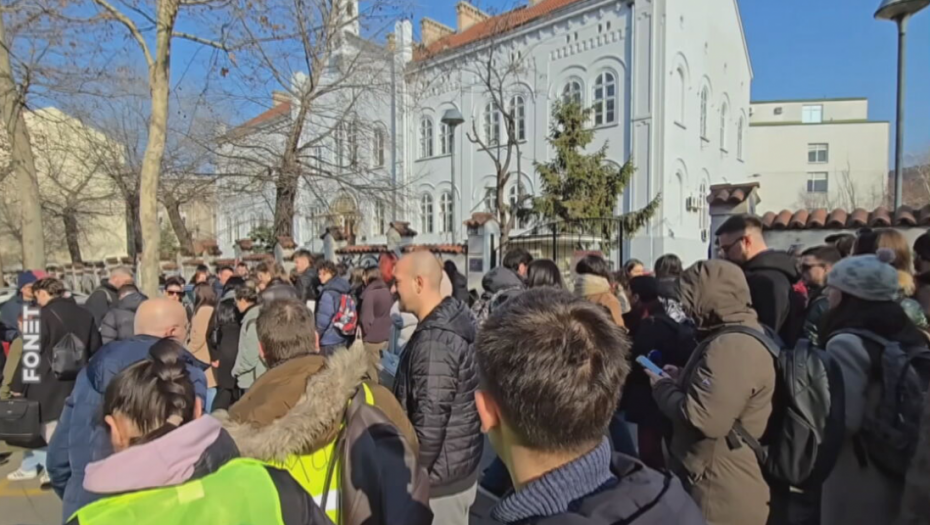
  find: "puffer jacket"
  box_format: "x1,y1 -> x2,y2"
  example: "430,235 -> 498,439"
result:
393,297 -> 483,496
472,267 -> 524,324
652,260 -> 775,525
99,292 -> 147,345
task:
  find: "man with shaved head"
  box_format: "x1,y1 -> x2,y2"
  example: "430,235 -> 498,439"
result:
47,297 -> 207,520
393,251 -> 482,524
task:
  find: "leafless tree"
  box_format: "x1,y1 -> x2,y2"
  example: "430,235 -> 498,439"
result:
85,0 -> 232,295
210,0 -> 402,241
796,164 -> 885,211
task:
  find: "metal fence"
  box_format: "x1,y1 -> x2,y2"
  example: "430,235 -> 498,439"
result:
493,218 -> 625,272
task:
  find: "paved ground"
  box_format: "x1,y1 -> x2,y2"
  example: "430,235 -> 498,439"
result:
0,451 -> 62,525
0,445 -> 501,525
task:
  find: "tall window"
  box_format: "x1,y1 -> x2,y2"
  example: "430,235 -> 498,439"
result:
349,120 -> 359,166
719,102 -> 728,150
675,67 -> 686,124
420,193 -> 434,233
593,72 -> 617,125
373,128 -> 386,167
335,123 -> 345,166
509,96 -> 526,141
440,191 -> 453,233
737,117 -> 744,160
226,217 -> 233,243
807,172 -> 828,193
699,87 -> 709,139
440,122 -> 454,155
373,200 -> 386,235
802,104 -> 823,124
419,117 -> 433,158
509,182 -> 527,228
484,187 -> 497,212
562,79 -> 583,105
483,103 -> 500,146
808,143 -> 829,163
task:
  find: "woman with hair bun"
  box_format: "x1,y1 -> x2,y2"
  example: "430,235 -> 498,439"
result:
67,338 -> 330,525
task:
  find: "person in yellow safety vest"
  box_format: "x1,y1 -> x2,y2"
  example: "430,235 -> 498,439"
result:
215,299 -> 433,525
67,338 -> 331,525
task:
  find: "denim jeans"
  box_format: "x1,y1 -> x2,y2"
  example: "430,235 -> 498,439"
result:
205,387 -> 217,414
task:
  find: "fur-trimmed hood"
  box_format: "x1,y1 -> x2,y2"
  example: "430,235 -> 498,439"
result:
214,342 -> 372,462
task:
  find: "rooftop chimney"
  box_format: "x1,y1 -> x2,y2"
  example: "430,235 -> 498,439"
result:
420,17 -> 455,47
456,1 -> 490,32
272,91 -> 290,107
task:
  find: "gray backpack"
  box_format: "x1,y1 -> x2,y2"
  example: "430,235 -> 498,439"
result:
838,329 -> 930,478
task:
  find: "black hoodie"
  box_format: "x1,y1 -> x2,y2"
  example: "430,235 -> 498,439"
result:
742,250 -> 802,344
392,297 -> 482,497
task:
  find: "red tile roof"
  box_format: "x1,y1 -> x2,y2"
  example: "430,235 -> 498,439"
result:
707,183 -> 760,206
239,102 -> 291,130
414,0 -> 585,61
464,212 -> 496,228
336,243 -> 466,255
761,205 -> 930,230
236,239 -> 254,250
277,236 -> 297,249
243,253 -> 274,262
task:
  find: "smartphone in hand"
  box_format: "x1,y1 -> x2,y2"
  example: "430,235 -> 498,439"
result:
636,355 -> 667,377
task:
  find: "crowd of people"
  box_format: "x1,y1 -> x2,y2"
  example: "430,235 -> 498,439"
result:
0,221 -> 929,525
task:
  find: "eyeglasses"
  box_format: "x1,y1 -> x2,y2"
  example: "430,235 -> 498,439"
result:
166,290 -> 183,296
718,236 -> 745,255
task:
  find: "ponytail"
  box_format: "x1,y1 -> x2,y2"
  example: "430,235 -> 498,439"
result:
103,338 -> 196,446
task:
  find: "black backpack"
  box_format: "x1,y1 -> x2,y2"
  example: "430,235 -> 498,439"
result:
714,327 -> 846,487
48,310 -> 87,380
834,329 -> 930,478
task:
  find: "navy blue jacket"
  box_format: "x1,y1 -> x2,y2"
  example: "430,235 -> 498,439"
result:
0,294 -> 26,342
316,277 -> 353,348
46,335 -> 208,521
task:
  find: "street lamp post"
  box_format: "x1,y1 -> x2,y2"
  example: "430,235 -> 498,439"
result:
875,0 -> 929,209
441,108 -> 465,243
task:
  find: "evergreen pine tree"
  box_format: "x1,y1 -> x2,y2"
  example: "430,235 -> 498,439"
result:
531,101 -> 660,236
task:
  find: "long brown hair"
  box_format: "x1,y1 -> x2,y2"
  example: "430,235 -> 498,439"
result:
819,292 -> 925,347
193,282 -> 217,312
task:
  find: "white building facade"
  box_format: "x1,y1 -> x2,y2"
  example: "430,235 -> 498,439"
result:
747,98 -> 890,215
217,0 -> 753,266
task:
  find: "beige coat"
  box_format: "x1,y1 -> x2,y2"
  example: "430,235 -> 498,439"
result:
653,260 -> 775,525
188,305 -> 216,388
575,274 -> 625,328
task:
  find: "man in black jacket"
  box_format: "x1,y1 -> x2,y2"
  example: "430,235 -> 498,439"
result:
716,214 -> 803,344
293,250 -> 320,306
9,277 -> 100,485
393,251 -> 482,525
475,289 -> 704,524
84,267 -> 133,327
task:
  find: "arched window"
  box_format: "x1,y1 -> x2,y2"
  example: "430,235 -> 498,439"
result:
719,102 -> 728,150
483,102 -> 500,146
562,79 -> 583,105
420,193 -> 434,233
509,182 -> 528,228
699,87 -> 709,139
440,191 -> 453,233
737,117 -> 744,160
440,122 -> 454,155
373,128 -> 386,167
509,96 -> 526,142
675,67 -> 686,124
484,187 -> 497,212
419,117 -> 433,159
593,72 -> 617,125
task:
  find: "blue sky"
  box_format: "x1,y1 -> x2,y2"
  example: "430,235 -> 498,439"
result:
413,0 -> 930,162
